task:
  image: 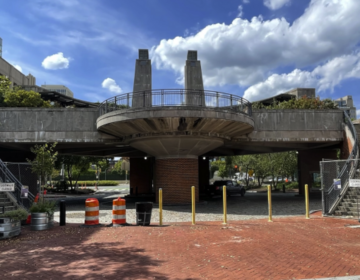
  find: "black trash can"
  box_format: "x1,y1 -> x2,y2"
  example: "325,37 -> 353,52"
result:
135,202 -> 153,226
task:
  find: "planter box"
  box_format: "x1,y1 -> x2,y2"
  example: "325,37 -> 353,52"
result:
0,217 -> 21,239
30,213 -> 54,231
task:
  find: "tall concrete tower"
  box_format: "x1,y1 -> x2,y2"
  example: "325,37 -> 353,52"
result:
0,37 -> 2,58
132,49 -> 152,108
184,50 -> 205,106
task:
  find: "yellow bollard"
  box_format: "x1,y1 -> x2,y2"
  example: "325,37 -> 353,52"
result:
159,188 -> 163,226
223,185 -> 227,224
305,184 -> 310,219
191,186 -> 195,225
268,185 -> 273,222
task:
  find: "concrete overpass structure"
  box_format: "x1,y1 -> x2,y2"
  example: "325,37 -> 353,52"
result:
0,50 -> 355,204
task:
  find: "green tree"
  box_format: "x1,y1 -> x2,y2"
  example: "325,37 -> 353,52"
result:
210,160 -> 227,178
27,143 -> 58,195
5,89 -> 51,107
0,76 -> 11,106
252,154 -> 271,187
234,155 -> 256,188
55,155 -> 93,190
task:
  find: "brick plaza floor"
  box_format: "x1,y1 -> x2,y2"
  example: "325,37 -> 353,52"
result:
1,213 -> 360,280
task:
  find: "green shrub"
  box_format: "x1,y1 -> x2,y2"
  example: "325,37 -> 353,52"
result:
30,200 -> 57,215
0,209 -> 29,221
285,182 -> 298,189
76,180 -> 119,186
253,96 -> 338,110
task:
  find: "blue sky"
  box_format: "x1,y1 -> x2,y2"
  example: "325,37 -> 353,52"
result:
1,0 -> 360,116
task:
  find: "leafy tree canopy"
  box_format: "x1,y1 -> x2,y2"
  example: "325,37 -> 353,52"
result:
0,76 -> 51,108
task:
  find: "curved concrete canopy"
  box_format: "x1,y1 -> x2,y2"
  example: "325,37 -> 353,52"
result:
130,136 -> 224,158
97,106 -> 254,139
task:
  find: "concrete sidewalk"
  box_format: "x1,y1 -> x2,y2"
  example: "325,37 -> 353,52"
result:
1,213 -> 360,279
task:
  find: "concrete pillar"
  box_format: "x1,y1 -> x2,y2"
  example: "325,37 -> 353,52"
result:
133,49 -> 152,108
130,157 -> 153,195
198,156 -> 210,194
184,50 -> 205,106
297,149 -> 337,196
155,157 -> 199,204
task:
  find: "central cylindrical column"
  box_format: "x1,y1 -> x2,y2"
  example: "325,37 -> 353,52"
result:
155,157 -> 199,204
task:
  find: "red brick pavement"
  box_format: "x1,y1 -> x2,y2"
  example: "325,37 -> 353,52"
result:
1,214 -> 360,280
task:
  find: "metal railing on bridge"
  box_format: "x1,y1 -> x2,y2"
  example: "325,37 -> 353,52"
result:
99,89 -> 252,117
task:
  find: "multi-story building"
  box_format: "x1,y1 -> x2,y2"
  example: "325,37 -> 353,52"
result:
0,38 -> 36,87
334,96 -> 357,119
40,85 -> 74,98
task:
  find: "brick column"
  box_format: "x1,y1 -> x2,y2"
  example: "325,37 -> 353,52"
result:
155,158 -> 199,204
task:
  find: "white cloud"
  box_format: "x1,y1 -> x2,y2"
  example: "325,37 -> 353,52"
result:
101,78 -> 122,94
152,0 -> 360,89
243,0 -> 250,3
263,0 -> 291,10
13,65 -> 22,72
357,109 -> 360,119
237,5 -> 243,17
243,52 -> 360,101
42,52 -> 71,70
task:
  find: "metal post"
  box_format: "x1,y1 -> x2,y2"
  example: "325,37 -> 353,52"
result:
320,161 -> 326,216
305,184 -> 310,219
268,185 -> 272,222
191,186 -> 195,225
114,96 -> 117,110
216,92 -> 219,107
223,185 -> 227,224
127,93 -> 129,108
60,200 -> 66,226
159,188 -> 163,226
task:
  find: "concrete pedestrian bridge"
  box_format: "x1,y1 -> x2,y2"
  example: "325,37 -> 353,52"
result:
0,49 -> 356,204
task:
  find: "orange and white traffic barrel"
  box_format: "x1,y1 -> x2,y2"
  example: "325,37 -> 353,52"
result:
85,198 -> 99,225
112,197 -> 126,226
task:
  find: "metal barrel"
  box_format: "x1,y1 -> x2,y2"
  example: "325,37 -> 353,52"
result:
31,213 -> 53,231
0,218 -> 21,239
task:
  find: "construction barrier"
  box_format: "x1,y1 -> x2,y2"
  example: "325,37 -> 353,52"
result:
85,198 -> 99,225
112,197 -> 126,226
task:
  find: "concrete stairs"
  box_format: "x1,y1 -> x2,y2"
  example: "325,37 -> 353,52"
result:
0,192 -> 17,214
334,187 -> 360,217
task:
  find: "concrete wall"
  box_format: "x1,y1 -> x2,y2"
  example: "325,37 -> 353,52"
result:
243,109 -> 344,142
0,108 -> 114,143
